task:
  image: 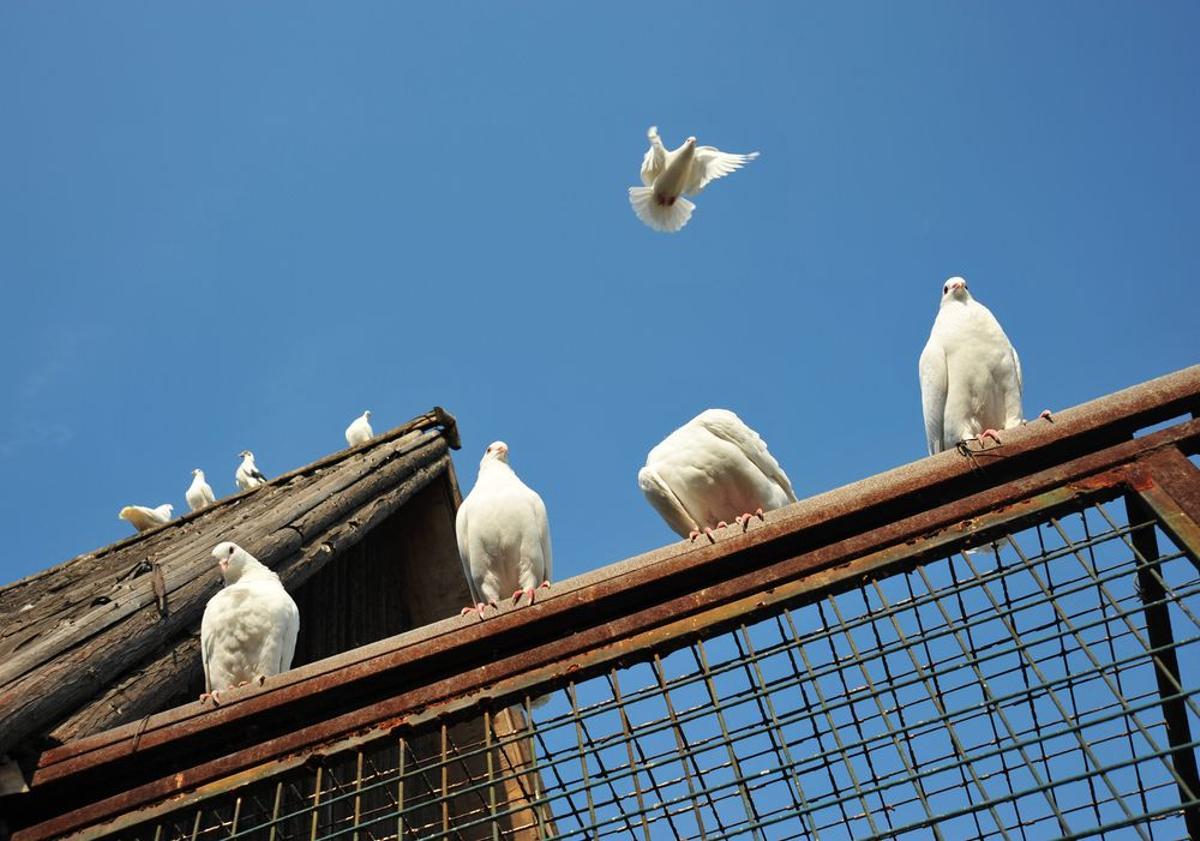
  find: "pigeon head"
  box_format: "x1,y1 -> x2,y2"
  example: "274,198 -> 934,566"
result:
192,468 -> 204,477
213,541 -> 253,582
482,441 -> 510,466
239,450 -> 253,460
364,410 -> 372,419
685,136 -> 697,145
941,276 -> 971,304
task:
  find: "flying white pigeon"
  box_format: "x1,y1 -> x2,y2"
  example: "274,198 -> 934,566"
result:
186,469 -> 216,512
235,450 -> 268,491
639,409 -> 797,542
629,126 -> 759,233
345,411 -> 374,448
919,277 -> 1032,455
118,503 -> 174,533
200,541 -> 300,705
456,441 -> 552,618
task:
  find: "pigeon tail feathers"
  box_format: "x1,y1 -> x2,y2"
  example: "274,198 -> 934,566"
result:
629,186 -> 694,233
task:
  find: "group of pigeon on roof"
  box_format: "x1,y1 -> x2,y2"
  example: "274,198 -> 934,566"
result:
180,128 -> 1042,705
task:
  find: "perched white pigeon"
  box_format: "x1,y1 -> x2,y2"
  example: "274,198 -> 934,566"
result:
186,469 -> 216,512
118,503 -> 174,533
235,450 -> 268,491
629,126 -> 759,233
345,411 -> 374,448
200,541 -> 300,704
456,442 -> 552,618
919,277 -> 1027,455
639,409 -> 797,542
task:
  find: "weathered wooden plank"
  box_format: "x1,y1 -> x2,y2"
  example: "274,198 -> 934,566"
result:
0,445 -> 450,755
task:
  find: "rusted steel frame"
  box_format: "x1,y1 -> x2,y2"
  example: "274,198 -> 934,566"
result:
1124,491 -> 1200,839
15,421 -> 1200,839
1129,447 -> 1200,563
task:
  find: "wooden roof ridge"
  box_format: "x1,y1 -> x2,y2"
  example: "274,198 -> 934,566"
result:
0,407 -> 460,756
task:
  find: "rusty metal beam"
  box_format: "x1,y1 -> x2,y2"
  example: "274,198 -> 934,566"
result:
1132,447 -> 1200,563
5,366 -> 1200,840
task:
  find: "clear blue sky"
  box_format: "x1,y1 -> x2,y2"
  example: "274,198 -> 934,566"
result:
1,2 -> 1197,587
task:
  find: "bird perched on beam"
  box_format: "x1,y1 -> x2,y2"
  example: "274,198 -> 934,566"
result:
235,450 -> 268,491
919,277 -> 1047,454
200,541 -> 299,705
628,126 -> 758,233
639,409 -> 797,542
186,469 -> 216,512
456,441 -> 552,618
118,503 -> 174,533
345,410 -> 374,447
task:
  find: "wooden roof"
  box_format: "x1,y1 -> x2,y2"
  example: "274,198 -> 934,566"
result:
0,408 -> 461,757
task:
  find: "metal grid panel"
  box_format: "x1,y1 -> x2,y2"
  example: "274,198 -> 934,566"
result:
114,497 -> 1200,841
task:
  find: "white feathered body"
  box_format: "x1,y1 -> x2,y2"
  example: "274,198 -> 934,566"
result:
629,127 -> 758,233
119,504 -> 173,532
919,296 -> 1024,455
345,414 -> 374,447
186,472 -> 216,512
236,454 -> 266,491
639,409 -> 797,538
201,566 -> 299,693
456,461 -> 552,607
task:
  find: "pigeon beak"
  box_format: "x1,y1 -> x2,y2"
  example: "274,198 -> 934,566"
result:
218,559 -> 229,573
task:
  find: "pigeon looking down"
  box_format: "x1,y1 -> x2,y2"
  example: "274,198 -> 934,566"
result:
629,126 -> 759,233
119,504 -> 174,533
235,450 -> 268,491
639,409 -> 797,543
456,441 -> 552,618
345,411 -> 374,448
200,541 -> 300,705
186,469 -> 216,512
919,277 -> 1038,455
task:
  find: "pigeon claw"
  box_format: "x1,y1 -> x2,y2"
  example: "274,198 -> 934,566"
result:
736,509 -> 767,532
979,429 -> 1002,445
512,587 -> 538,606
199,690 -> 222,707
1039,409 -> 1054,422
461,603 -> 491,620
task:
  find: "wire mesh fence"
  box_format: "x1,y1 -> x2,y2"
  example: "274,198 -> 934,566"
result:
113,495 -> 1200,841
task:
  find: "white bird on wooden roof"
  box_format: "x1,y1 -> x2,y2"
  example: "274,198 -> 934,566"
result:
186,469 -> 216,512
456,442 -> 552,618
235,450 -> 268,491
629,126 -> 759,233
118,503 -> 174,533
200,541 -> 299,705
639,409 -> 797,543
345,410 -> 374,448
919,277 -> 1047,455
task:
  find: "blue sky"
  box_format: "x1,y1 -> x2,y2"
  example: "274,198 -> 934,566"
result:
1,2 -> 1197,587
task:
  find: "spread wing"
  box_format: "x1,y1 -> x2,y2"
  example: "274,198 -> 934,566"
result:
919,337 -> 949,455
694,410 -> 797,503
639,126 -> 667,187
684,146 -> 759,195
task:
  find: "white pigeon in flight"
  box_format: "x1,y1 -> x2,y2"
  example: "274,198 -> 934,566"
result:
456,441 -> 552,618
639,409 -> 797,542
345,410 -> 374,448
919,277 -> 1037,455
118,503 -> 174,533
186,468 -> 216,512
200,541 -> 300,705
629,126 -> 759,233
235,450 -> 268,491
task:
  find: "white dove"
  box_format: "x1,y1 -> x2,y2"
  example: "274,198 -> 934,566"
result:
200,541 -> 300,705
118,503 -> 174,533
628,126 -> 759,233
345,411 -> 374,448
456,441 -> 552,618
186,469 -> 216,512
235,450 -> 268,491
639,409 -> 797,542
919,277 -> 1039,455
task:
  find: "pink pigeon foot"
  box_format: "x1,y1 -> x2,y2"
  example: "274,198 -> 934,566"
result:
256,675 -> 267,687
199,690 -> 222,706
736,509 -> 767,532
1039,409 -> 1054,422
539,580 -> 551,591
979,429 -> 1002,445
460,602 -> 492,619
512,587 -> 538,606
689,529 -> 716,544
